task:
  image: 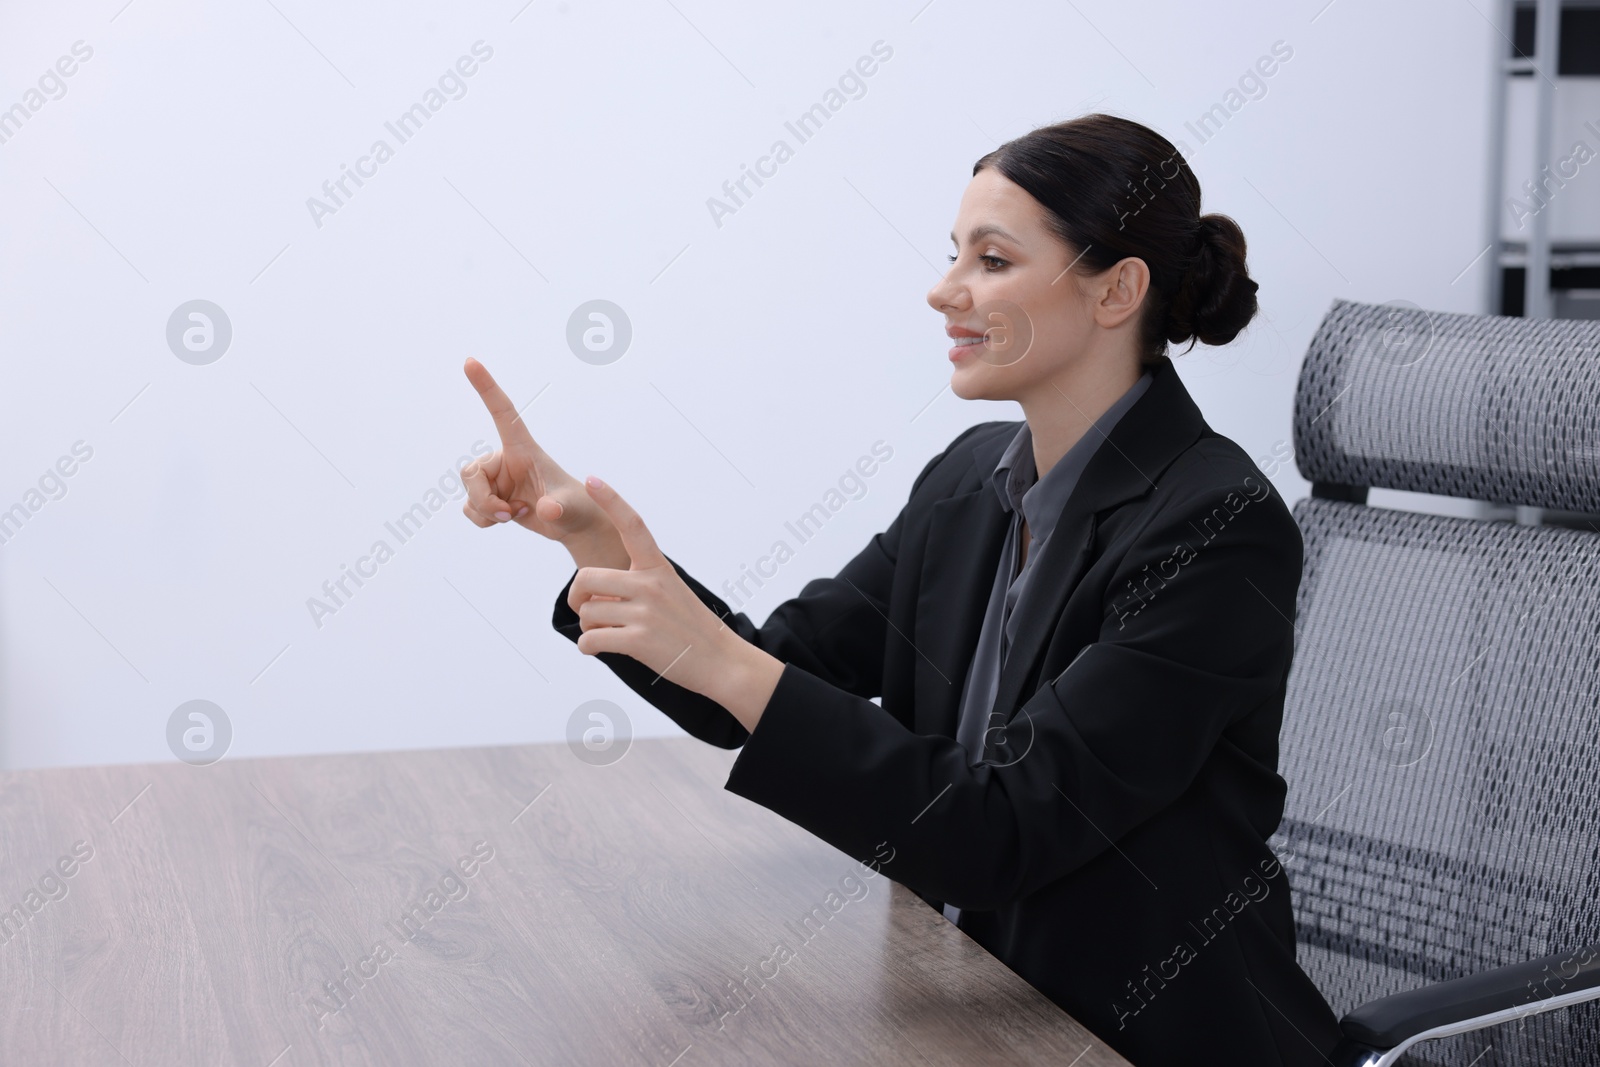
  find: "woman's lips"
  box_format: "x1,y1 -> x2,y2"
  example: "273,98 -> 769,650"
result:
948,337 -> 985,361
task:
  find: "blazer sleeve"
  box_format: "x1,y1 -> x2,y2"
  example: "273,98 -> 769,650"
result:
720,466 -> 1304,911
549,425 -> 989,750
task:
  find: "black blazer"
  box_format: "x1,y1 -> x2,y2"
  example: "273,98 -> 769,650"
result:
552,356 -> 1344,1067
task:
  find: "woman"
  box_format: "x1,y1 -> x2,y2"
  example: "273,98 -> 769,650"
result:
459,112 -> 1343,1067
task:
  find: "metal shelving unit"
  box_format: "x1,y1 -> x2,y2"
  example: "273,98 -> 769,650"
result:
1488,0 -> 1600,320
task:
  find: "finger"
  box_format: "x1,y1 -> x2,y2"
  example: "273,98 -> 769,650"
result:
575,626 -> 628,658
461,453 -> 500,511
535,484 -> 612,538
531,486 -> 586,530
462,449 -> 504,481
462,501 -> 495,528
463,500 -> 527,528
576,597 -> 634,631
534,494 -> 566,524
462,452 -> 524,523
463,357 -> 537,450
568,567 -> 639,615
583,476 -> 668,569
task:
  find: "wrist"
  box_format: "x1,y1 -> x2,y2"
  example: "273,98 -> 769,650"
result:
706,633 -> 785,733
563,527 -> 630,571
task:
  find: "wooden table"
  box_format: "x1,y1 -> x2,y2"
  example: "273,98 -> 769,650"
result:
0,737 -> 1130,1066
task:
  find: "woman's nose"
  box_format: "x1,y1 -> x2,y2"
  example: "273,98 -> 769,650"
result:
927,271 -> 966,315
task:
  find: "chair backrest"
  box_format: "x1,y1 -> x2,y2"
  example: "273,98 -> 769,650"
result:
1274,299 -> 1600,1066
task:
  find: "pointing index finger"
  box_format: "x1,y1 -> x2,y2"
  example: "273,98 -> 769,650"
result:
463,357 -> 535,448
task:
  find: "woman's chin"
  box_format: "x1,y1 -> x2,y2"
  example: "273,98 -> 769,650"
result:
950,365 -> 995,401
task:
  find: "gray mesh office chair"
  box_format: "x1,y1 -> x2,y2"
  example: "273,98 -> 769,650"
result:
1271,298 -> 1600,1067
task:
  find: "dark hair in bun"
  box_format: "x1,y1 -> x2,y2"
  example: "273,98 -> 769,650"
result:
973,113 -> 1259,365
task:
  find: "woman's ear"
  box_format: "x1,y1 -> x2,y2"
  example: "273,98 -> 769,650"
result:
1092,257 -> 1151,331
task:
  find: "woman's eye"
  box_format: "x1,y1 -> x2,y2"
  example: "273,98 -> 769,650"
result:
946,253 -> 1008,271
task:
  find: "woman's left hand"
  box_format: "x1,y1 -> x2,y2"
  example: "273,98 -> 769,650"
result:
568,475 -> 784,729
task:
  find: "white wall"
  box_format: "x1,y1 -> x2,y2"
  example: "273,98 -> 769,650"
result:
0,0 -> 1498,769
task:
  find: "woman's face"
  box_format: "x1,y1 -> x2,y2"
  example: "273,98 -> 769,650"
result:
927,166 -> 1144,403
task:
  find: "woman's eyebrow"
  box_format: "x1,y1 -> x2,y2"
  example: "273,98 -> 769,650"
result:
950,224 -> 1019,245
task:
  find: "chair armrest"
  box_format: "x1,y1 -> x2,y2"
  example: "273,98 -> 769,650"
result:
1340,941 -> 1600,1052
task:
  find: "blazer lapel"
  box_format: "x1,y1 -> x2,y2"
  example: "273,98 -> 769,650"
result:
985,357 -> 1211,737
913,431 -> 1012,740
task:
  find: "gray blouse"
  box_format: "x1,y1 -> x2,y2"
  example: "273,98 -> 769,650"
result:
943,368 -> 1152,927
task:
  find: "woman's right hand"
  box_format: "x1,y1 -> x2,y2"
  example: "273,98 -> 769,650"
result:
460,357 -> 620,558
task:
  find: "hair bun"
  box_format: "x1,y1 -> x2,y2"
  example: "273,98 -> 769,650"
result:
975,114 -> 1260,362
1164,212 -> 1259,350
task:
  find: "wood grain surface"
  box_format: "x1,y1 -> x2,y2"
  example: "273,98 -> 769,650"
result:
0,738 -> 1130,1066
